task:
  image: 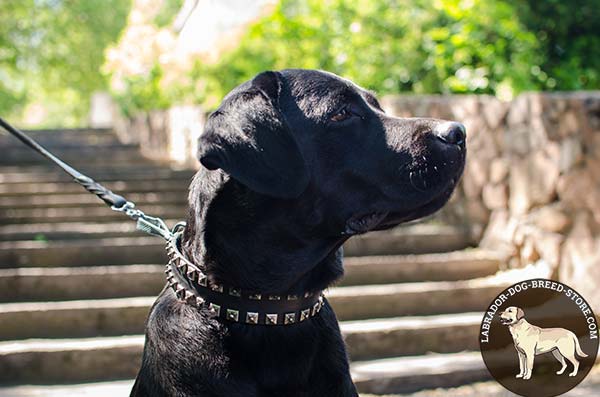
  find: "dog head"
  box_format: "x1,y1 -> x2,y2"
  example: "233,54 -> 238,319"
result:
500,306 -> 525,326
197,69 -> 466,235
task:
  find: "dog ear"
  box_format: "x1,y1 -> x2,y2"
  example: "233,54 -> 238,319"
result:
516,307 -> 525,320
198,71 -> 309,198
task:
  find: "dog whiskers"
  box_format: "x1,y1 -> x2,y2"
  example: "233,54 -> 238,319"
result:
409,171 -> 426,192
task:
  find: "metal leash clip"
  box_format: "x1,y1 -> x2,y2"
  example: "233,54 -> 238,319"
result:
112,201 -> 174,241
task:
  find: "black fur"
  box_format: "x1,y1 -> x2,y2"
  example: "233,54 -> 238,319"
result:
132,69 -> 466,396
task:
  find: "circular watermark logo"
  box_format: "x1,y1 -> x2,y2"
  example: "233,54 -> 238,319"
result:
480,278 -> 598,397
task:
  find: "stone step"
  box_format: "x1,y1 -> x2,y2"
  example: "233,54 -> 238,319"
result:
4,142 -> 137,151
0,128 -> 117,146
0,276 -> 511,339
344,224 -> 472,255
0,179 -> 189,196
351,352 -> 490,395
0,154 -> 150,167
342,249 -> 502,284
0,219 -> 181,241
0,265 -> 165,302
0,298 -> 154,340
0,310 -> 483,360
0,251 -> 501,301
343,313 -> 481,360
0,226 -> 471,267
0,379 -> 136,397
3,366 -> 600,397
0,205 -> 187,224
0,168 -> 195,184
0,147 -> 149,165
2,146 -> 141,164
0,237 -> 168,267
0,334 -> 487,388
329,276 -> 510,319
0,191 -> 188,209
0,336 -> 143,384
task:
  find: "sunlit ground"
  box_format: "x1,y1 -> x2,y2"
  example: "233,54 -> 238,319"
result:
1,365 -> 599,397
365,363 -> 600,397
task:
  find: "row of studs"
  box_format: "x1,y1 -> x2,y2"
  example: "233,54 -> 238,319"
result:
165,263 -> 325,324
166,239 -> 318,301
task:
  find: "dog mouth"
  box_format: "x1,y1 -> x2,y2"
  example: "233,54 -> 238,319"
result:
343,145 -> 465,235
344,212 -> 390,234
500,317 -> 513,325
375,177 -> 459,229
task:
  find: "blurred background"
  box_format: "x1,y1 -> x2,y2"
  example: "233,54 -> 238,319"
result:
1,0 -> 598,127
0,0 -> 599,396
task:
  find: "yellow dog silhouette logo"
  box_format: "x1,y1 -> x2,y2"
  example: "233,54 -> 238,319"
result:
499,306 -> 588,380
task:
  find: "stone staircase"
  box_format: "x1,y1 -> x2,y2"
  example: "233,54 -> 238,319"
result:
0,128 -> 522,395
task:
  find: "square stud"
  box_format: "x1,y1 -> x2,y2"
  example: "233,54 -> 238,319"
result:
186,269 -> 198,282
284,313 -> 296,324
300,309 -> 311,321
209,303 -> 221,316
268,295 -> 281,301
166,245 -> 175,257
164,266 -> 170,275
266,314 -> 278,325
198,274 -> 208,287
195,296 -> 205,306
246,312 -> 259,324
226,309 -> 239,322
175,286 -> 186,299
249,293 -> 262,300
229,287 -> 241,297
211,284 -> 224,293
287,295 -> 298,301
176,257 -> 186,270
184,291 -> 195,304
312,302 -> 320,316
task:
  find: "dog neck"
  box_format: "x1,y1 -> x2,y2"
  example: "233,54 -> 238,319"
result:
182,171 -> 347,295
509,318 -> 529,330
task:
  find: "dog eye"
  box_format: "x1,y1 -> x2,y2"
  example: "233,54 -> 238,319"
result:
330,107 -> 352,122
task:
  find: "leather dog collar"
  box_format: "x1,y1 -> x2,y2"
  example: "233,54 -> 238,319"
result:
165,233 -> 324,325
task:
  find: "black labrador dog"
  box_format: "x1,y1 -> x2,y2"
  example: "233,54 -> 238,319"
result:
131,69 -> 466,396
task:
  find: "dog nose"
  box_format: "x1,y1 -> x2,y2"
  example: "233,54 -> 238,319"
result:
434,122 -> 466,146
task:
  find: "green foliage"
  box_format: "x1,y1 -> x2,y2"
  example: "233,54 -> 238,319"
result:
516,0 -> 600,90
154,0 -> 185,27
0,1 -> 32,115
195,0 -> 544,105
4,0 -> 597,123
0,0 -> 131,126
113,64 -> 172,118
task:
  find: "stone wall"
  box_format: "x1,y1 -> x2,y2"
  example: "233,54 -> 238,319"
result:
113,105 -> 205,168
383,92 -> 600,311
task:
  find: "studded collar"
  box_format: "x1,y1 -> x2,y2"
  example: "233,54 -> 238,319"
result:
165,233 -> 325,325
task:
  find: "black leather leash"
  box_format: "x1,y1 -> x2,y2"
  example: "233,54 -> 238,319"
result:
0,117 -> 177,240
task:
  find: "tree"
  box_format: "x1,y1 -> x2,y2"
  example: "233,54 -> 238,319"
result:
515,0 -> 600,90
0,0 -> 131,126
196,0 -> 542,104
105,0 -> 600,114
